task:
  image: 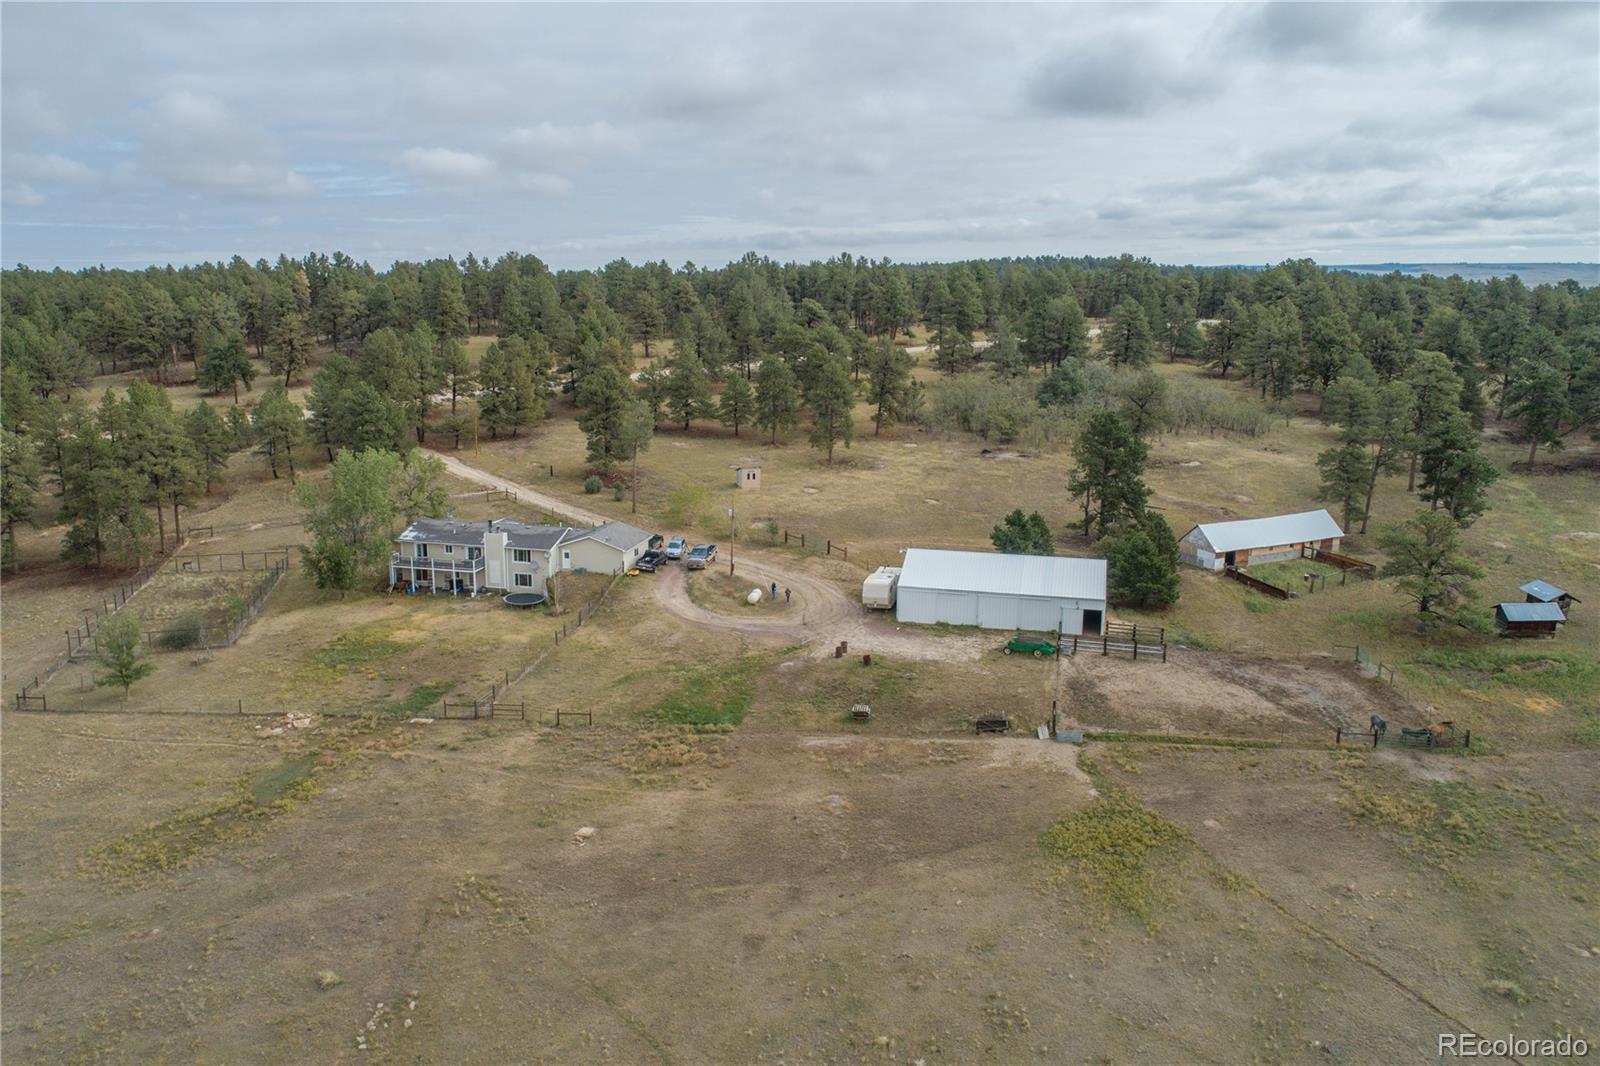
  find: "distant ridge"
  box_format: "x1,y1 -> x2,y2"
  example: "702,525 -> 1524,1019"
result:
1331,262 -> 1600,285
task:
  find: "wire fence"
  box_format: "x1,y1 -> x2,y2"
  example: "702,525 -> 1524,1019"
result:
1332,643 -> 1397,685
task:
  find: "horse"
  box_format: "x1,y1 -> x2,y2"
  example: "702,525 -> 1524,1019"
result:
1370,714 -> 1388,737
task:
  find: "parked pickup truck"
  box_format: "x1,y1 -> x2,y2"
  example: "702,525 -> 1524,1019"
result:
685,543 -> 719,570
636,549 -> 666,572
1003,636 -> 1057,658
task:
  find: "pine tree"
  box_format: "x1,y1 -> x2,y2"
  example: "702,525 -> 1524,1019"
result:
441,339 -> 475,414
805,350 -> 854,462
865,339 -> 912,435
1317,442 -> 1370,533
990,509 -> 1053,555
268,311 -> 315,386
988,317 -> 1026,379
252,383 -> 304,481
755,356 -> 801,444
1102,300 -> 1155,368
0,428 -> 42,568
184,402 -> 232,494
664,349 -> 712,429
717,373 -> 755,436
198,332 -> 255,402
1067,411 -> 1149,540
1401,351 -> 1463,491
1416,411 -> 1498,527
1105,513 -> 1181,608
1504,359 -> 1571,466
577,363 -> 631,473
1021,293 -> 1090,369
1378,510 -> 1483,623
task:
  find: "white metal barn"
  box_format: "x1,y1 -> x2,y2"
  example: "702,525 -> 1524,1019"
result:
1179,509 -> 1344,572
894,549 -> 1108,635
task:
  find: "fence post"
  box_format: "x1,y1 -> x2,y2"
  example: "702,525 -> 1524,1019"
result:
800,533 -> 806,548
1336,727 -> 1341,746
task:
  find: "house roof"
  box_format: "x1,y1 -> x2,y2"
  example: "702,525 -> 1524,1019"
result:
1496,602 -> 1567,623
566,520 -> 653,552
397,518 -> 488,547
396,518 -> 573,550
1519,579 -> 1569,602
897,548 -> 1107,602
1188,509 -> 1344,553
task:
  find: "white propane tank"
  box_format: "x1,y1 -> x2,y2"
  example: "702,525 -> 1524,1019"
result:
747,588 -> 763,604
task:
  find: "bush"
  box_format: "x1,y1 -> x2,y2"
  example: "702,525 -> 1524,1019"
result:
612,483 -> 626,502
157,614 -> 206,651
583,475 -> 603,494
664,482 -> 712,527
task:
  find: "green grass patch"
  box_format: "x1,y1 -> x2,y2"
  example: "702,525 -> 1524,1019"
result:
1249,558 -> 1342,591
314,623 -> 414,668
1040,786 -> 1189,927
1242,590 -> 1279,614
649,657 -> 764,727
1334,774 -> 1587,874
1407,646 -> 1600,702
87,755 -> 323,883
370,684 -> 450,718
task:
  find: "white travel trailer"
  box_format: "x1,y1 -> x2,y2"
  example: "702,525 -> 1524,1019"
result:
861,566 -> 902,609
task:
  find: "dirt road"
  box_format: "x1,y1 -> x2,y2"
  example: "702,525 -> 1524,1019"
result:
431,451 -> 987,661
429,449 -> 611,526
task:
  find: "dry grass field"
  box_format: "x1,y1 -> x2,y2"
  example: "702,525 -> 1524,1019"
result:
4,349 -> 1597,1062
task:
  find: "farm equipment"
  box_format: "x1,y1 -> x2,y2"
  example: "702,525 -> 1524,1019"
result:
1003,636 -> 1057,658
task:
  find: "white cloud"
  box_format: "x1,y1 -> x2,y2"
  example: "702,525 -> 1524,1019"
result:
6,151 -> 94,184
400,147 -> 498,184
3,182 -> 45,207
500,122 -> 638,171
515,172 -> 572,196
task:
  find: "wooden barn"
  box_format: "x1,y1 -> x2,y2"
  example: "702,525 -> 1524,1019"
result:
1520,580 -> 1579,612
1494,601 -> 1566,639
1179,509 -> 1345,572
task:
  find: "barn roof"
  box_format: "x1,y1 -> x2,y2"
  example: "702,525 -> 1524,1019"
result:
1496,602 -> 1567,623
1188,509 -> 1344,553
897,548 -> 1106,602
1519,579 -> 1568,602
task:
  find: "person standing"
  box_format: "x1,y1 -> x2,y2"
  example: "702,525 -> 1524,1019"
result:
784,587 -> 791,604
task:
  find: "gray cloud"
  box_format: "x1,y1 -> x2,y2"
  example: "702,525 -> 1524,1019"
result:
1,2 -> 1595,269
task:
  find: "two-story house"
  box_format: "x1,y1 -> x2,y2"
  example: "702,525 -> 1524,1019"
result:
390,517 -> 653,595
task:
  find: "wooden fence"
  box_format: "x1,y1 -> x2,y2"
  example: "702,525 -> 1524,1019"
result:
779,529 -> 848,560
1064,620 -> 1168,662
1332,643 -> 1396,685
1225,565 -> 1292,600
1302,545 -> 1377,577
66,552 -> 291,659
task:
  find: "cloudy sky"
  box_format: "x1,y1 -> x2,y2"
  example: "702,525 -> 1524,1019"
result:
2,2 -> 1596,271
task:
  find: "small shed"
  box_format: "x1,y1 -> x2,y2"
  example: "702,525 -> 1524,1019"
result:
1494,601 -> 1566,639
732,459 -> 761,491
1520,580 -> 1579,611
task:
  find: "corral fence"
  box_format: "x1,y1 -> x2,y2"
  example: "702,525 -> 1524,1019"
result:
66,550 -> 292,659
1063,620 -> 1168,662
452,487 -> 519,505
1224,565 -> 1292,600
1301,545 -> 1377,578
1332,643 -> 1396,685
779,529 -> 849,560
1335,726 -> 1471,750
169,546 -> 295,573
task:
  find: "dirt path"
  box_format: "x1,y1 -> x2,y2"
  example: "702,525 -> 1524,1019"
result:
433,451 -> 989,661
428,449 -> 612,527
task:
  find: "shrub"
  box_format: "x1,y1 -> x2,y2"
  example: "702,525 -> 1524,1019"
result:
157,614 -> 206,651
583,475 -> 603,494
612,483 -> 626,502
664,482 -> 711,527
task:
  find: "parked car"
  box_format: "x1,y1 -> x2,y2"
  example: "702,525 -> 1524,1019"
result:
1003,636 -> 1057,658
685,543 -> 719,570
665,536 -> 688,560
636,549 -> 666,572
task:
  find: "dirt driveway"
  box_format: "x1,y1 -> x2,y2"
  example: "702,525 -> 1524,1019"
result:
433,451 -> 990,662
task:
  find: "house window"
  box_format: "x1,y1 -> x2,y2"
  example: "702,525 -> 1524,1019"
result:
514,573 -> 534,588
466,547 -> 481,559
444,544 -> 454,556
512,549 -> 531,563
416,543 -> 428,559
